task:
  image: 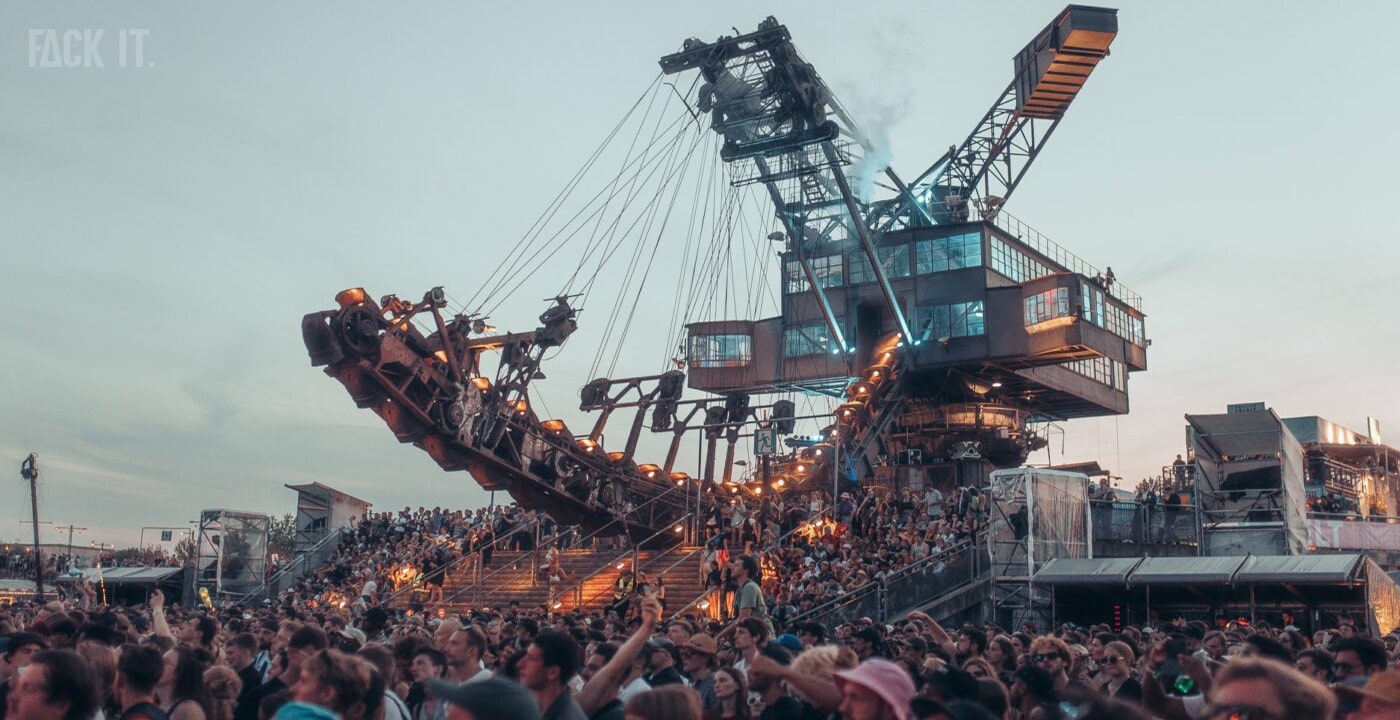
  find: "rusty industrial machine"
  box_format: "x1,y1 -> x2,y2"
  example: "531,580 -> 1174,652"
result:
302,6 -> 1145,544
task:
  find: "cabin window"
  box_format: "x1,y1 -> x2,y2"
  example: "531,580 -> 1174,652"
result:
1024,287 -> 1071,326
686,334 -> 752,368
912,301 -> 985,340
784,255 -> 844,294
916,232 -> 982,274
783,322 -> 833,357
990,237 -> 1052,283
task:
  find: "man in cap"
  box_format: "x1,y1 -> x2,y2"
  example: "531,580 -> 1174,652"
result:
834,658 -> 914,720
851,627 -> 883,661
642,638 -> 685,687
427,676 -> 541,720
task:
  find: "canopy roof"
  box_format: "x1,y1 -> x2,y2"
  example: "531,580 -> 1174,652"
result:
1033,554 -> 1368,587
55,566 -> 184,585
1187,411 -> 1292,459
1034,557 -> 1143,585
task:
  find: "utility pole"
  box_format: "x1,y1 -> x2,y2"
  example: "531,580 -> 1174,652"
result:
54,525 -> 88,569
19,454 -> 44,602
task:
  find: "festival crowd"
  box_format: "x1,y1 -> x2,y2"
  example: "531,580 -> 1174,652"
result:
8,555 -> 1400,720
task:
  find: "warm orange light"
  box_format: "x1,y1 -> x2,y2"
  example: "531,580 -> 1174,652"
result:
470,377 -> 491,391
607,451 -> 627,463
639,464 -> 660,479
433,350 -> 449,364
542,419 -> 567,433
335,287 -> 367,307
794,463 -> 809,475
774,478 -> 786,489
513,400 -> 529,414
669,472 -> 690,485
578,438 -> 599,452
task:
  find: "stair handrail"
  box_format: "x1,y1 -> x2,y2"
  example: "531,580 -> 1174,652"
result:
562,514 -> 692,612
457,483 -> 691,609
783,533 -> 980,628
381,513 -> 549,607
230,527 -> 345,606
663,503 -> 833,622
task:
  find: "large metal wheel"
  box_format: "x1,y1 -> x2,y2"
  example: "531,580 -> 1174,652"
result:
335,306 -> 381,358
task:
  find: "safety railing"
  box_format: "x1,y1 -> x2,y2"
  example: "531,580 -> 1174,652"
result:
384,516 -> 550,608
1089,500 -> 1198,545
784,536 -> 983,630
230,528 -> 344,605
664,504 -> 836,623
561,515 -> 692,612
463,482 -> 691,609
986,209 -> 1143,311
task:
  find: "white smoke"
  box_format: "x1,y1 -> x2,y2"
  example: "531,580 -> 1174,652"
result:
846,94 -> 909,204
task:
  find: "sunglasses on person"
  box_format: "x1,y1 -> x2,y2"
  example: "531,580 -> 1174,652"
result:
1201,704 -> 1284,720
1103,655 -> 1126,665
1032,653 -> 1062,663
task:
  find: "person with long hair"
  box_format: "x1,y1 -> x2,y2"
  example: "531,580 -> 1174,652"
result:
1096,641 -> 1141,702
202,666 -> 242,720
710,667 -> 750,720
158,646 -> 211,720
625,685 -> 702,720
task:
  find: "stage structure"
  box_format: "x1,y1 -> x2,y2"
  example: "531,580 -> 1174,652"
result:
987,467 -> 1091,629
285,483 -> 371,553
196,509 -> 270,599
1186,408 -> 1308,556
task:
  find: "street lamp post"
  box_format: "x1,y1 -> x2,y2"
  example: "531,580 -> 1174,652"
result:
20,454 -> 44,601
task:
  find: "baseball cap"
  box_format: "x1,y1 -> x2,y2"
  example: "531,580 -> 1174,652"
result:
339,627 -> 367,645
773,634 -> 803,653
834,659 -> 916,720
428,677 -> 541,720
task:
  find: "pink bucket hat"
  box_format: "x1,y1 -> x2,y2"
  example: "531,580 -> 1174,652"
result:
834,658 -> 916,720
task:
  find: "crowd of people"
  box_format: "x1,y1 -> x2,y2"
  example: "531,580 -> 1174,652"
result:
287,506 -> 562,611
8,560 -> 1400,720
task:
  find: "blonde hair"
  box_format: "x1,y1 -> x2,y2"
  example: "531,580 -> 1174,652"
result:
788,645 -> 859,704
791,645 -> 859,681
203,665 -> 243,720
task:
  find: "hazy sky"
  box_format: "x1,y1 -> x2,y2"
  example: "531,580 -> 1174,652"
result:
2,1 -> 1397,551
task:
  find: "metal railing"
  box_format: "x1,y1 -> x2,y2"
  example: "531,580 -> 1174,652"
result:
384,515 -> 546,608
561,518 -> 692,612
664,504 -> 837,623
449,482 -> 691,610
1089,500 -> 1198,545
784,535 -> 983,630
987,209 -> 1143,311
229,528 -> 345,605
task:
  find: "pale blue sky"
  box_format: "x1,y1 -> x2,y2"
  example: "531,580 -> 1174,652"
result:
2,1 -> 1396,549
